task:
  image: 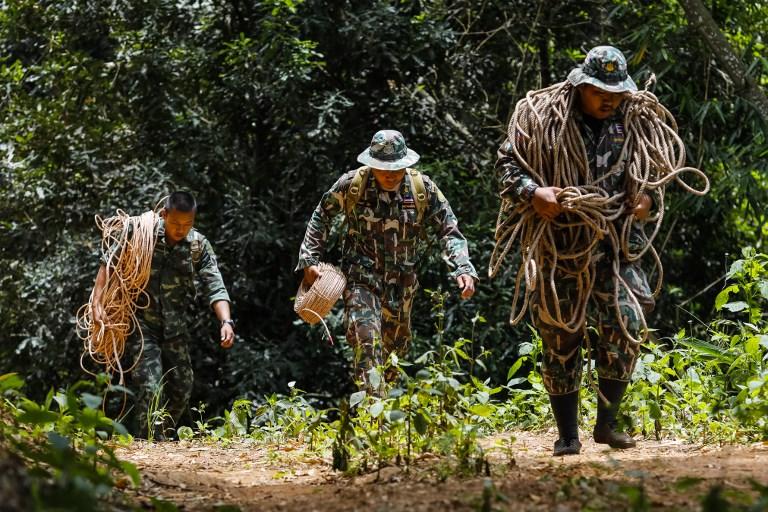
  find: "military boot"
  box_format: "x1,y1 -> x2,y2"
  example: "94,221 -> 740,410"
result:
593,378 -> 636,448
549,391 -> 581,456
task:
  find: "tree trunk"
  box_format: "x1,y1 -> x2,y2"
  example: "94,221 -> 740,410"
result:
678,0 -> 768,122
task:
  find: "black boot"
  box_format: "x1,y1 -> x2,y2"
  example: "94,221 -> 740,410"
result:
593,378 -> 636,449
549,392 -> 581,456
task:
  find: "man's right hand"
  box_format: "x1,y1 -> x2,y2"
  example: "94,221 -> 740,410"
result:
532,186 -> 563,220
303,265 -> 321,286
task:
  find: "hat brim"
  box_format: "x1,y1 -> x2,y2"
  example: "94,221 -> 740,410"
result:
567,67 -> 638,93
356,148 -> 420,171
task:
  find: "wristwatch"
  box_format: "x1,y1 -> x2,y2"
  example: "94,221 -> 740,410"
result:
221,319 -> 236,328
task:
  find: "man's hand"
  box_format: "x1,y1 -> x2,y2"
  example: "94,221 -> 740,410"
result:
632,193 -> 652,221
456,274 -> 476,299
220,323 -> 235,349
303,265 -> 321,286
532,187 -> 563,220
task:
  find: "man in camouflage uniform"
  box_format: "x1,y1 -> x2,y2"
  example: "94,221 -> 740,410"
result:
297,130 -> 478,386
496,46 -> 655,455
91,191 -> 234,439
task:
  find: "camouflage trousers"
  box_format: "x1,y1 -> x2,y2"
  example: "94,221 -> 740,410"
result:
344,271 -> 418,382
532,259 -> 655,395
129,323 -> 193,438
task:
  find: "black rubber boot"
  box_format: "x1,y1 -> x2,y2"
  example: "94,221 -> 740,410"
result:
593,378 -> 636,449
549,392 -> 582,456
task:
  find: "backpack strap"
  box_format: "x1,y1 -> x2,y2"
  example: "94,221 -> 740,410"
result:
406,168 -> 429,224
345,166 -> 369,219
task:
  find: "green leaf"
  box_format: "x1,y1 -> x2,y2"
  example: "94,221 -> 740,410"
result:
469,404 -> 494,417
0,373 -> 24,393
722,301 -> 748,312
177,426 -> 194,441
758,280 -> 768,300
349,391 -> 366,408
745,336 -> 760,356
80,392 -> 103,410
47,432 -> 71,451
18,408 -> 60,425
506,358 -> 524,380
386,410 -> 405,422
413,411 -> 429,435
714,285 -> 738,310
367,368 -> 382,390
121,461 -> 141,486
369,401 -> 384,418
649,401 -> 661,420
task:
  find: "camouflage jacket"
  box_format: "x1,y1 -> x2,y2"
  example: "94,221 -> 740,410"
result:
105,218 -> 230,338
296,169 -> 477,281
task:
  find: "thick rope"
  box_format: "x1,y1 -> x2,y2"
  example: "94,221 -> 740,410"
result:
76,210 -> 158,385
489,78 -> 710,348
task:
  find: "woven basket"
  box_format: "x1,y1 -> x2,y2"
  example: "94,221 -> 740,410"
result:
294,263 -> 347,324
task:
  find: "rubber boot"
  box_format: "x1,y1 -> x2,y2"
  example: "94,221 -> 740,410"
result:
549,391 -> 582,456
593,378 -> 636,448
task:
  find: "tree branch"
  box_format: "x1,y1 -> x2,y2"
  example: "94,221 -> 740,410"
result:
678,0 -> 768,122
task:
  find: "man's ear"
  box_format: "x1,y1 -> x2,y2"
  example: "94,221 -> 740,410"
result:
159,208 -> 167,219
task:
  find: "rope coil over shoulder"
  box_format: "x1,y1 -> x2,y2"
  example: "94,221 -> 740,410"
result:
76,209 -> 159,385
489,77 -> 710,346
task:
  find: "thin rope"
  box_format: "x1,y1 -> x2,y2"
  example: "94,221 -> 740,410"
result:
76,209 -> 159,385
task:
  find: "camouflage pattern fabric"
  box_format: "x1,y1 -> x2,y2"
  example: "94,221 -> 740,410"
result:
533,259 -> 654,394
140,219 -> 230,338
344,275 -> 416,383
297,168 -> 477,374
129,326 -> 193,438
567,45 -> 638,93
497,106 -> 654,395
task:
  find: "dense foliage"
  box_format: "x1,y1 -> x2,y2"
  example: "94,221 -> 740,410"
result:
0,0 -> 766,425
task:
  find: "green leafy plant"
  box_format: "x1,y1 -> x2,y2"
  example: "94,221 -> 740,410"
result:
0,373 -> 140,511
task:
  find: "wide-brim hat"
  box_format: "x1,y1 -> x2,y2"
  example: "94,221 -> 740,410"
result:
567,45 -> 637,94
357,129 -> 420,171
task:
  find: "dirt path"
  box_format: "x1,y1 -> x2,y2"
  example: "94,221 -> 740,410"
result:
116,431 -> 768,511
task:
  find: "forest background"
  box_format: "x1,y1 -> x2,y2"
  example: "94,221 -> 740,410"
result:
0,0 -> 766,420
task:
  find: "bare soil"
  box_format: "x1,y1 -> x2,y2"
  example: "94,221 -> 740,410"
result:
116,430 -> 768,511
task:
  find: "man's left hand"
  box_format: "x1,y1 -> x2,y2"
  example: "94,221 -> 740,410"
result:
220,324 -> 235,348
456,274 -> 476,299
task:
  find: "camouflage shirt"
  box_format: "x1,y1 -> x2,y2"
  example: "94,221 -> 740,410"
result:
105,218 -> 230,338
296,169 -> 477,281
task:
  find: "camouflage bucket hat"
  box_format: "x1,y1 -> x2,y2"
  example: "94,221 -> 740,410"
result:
357,129 -> 420,171
567,45 -> 637,94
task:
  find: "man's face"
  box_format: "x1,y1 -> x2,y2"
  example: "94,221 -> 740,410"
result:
162,208 -> 195,245
578,84 -> 625,119
371,168 -> 406,192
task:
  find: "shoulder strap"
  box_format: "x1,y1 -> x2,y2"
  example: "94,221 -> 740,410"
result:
345,166 -> 369,219
407,168 -> 428,224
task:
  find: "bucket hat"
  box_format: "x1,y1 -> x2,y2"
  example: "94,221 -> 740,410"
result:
567,46 -> 637,94
357,129 -> 420,171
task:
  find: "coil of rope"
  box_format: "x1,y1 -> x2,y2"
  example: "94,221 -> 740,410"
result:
76,209 -> 159,385
489,77 -> 710,346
